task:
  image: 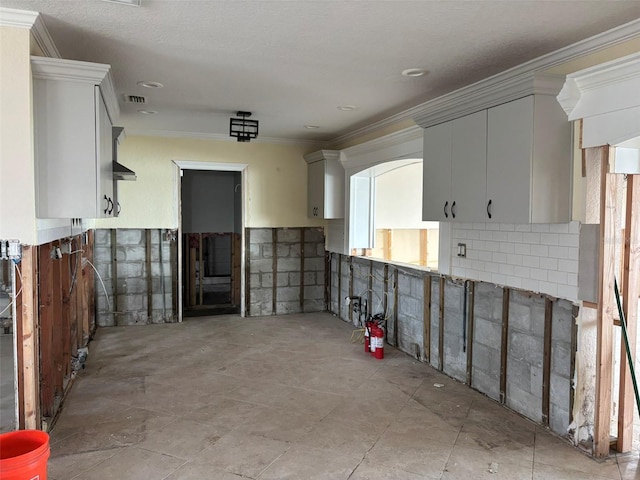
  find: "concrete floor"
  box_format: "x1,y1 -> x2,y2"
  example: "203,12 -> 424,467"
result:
48,312 -> 639,480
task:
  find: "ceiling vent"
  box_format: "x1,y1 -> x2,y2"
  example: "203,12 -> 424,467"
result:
123,94 -> 146,104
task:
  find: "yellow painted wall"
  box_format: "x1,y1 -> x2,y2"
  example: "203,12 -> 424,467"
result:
0,26 -> 36,244
95,135 -> 325,229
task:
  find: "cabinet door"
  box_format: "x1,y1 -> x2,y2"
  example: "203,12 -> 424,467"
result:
96,87 -> 114,217
486,96 -> 534,223
422,121 -> 453,221
451,110 -> 487,222
307,160 -> 325,218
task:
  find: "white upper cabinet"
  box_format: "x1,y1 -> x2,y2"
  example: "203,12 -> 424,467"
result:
419,73 -> 571,224
32,56 -> 119,219
486,95 -> 571,223
304,150 -> 344,219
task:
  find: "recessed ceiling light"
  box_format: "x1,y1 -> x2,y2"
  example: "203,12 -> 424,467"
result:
304,125 -> 320,129
101,0 -> 141,6
338,105 -> 357,111
137,81 -> 163,88
138,109 -> 157,115
402,68 -> 427,77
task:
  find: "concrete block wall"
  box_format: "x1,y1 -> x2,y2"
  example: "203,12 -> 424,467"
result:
247,227 -> 325,316
452,221 -> 580,300
95,229 -> 175,326
328,255 -> 577,437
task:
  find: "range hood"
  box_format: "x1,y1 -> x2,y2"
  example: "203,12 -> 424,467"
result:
112,126 -> 136,181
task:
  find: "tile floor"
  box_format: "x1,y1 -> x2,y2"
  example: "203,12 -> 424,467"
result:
47,312 -> 639,479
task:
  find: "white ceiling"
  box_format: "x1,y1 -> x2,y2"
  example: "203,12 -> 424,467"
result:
4,0 -> 640,143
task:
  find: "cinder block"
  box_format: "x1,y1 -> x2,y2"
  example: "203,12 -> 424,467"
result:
96,313 -> 115,327
306,257 -> 325,272
304,272 -> 316,286
121,277 -> 146,294
261,273 -> 273,288
316,244 -> 326,257
117,262 -> 143,278
116,294 -> 144,312
117,229 -> 143,245
304,298 -> 325,312
550,372 -> 571,411
472,342 -> 500,375
262,243 -> 273,258
472,367 -> 500,401
278,228 -> 301,243
474,283 -> 503,321
509,301 -> 531,333
95,229 -> 110,245
276,272 -> 289,287
398,274 -> 411,294
305,227 -> 324,243
552,300 -> 574,344
277,286 -> 300,302
399,296 -> 420,318
551,341 -> 572,377
507,357 -> 533,393
530,365 -> 543,396
276,301 -> 300,315
506,383 -> 542,423
550,403 -> 570,435
249,228 -> 273,244
304,285 -> 324,300
509,331 -> 544,368
249,243 -> 261,259
289,272 -> 301,286
250,273 -> 260,288
277,244 -> 291,257
411,277 -> 423,299
444,282 -> 463,313
474,317 -> 502,348
251,259 -> 273,274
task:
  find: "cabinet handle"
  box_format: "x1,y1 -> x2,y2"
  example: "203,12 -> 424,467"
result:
444,201 -> 449,219
117,202 -> 121,215
107,197 -> 114,215
451,201 -> 456,219
487,199 -> 492,219
103,195 -> 109,214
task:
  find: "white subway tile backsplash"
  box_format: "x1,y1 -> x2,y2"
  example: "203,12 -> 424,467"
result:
549,223 -> 569,234
539,257 -> 558,270
548,246 -> 569,259
530,245 -> 549,257
508,232 -> 524,243
499,242 -> 515,254
532,224 -> 550,233
540,233 -> 559,245
507,254 -> 523,265
450,221 -> 581,302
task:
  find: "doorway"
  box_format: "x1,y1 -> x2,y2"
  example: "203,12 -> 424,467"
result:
178,165 -> 245,317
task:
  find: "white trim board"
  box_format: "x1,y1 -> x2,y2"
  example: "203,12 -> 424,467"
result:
0,7 -> 60,58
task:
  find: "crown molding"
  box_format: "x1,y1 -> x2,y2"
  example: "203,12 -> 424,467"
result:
340,125 -> 423,170
303,149 -> 340,164
0,8 -> 60,58
125,128 -> 325,147
341,125 -> 423,158
557,51 -> 640,121
331,17 -> 640,144
32,56 -> 120,122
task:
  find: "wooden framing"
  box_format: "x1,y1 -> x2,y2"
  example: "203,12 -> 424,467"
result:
419,230 -> 428,266
594,146 -> 616,458
423,276 -> 431,364
39,244 -> 54,419
348,256 -> 354,323
383,264 -> 389,320
337,254 -> 342,317
383,229 -> 392,261
146,230 -> 153,319
542,297 -> 553,426
500,287 -> 510,405
617,174 -> 640,453
367,261 -> 373,317
466,281 -> 475,385
438,277 -> 445,371
272,228 -> 278,315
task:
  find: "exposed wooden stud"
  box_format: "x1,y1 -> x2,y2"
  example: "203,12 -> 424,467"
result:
367,261 -> 373,316
439,277 -> 445,371
85,230 -> 96,338
63,239 -> 75,381
570,305 -> 579,425
500,287 -> 510,404
393,268 -> 399,347
423,275 -> 432,364
337,254 -> 342,317
38,244 -> 54,418
111,229 -> 118,325
383,229 -> 392,261
15,261 -> 25,429
300,227 -> 305,312
198,233 -> 203,306
272,228 -> 278,315
245,229 -> 251,316
146,230 -> 153,319
169,232 -> 178,319
594,146 -> 615,458
583,300 -> 598,309
51,242 -> 64,410
420,230 -> 428,266
20,245 -> 40,430
348,256 -> 354,323
617,174 -> 640,453
466,281 -> 475,385
542,297 -> 553,426
383,264 -> 389,320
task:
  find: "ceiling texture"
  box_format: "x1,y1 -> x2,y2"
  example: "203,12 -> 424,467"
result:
3,0 -> 640,143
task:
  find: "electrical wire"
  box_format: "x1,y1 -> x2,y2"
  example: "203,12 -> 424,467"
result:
0,263 -> 23,317
83,258 -> 111,311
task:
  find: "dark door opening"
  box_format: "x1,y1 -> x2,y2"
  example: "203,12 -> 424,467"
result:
181,170 -> 241,316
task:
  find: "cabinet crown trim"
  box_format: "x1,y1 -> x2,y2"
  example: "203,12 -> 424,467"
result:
557,51 -> 640,121
304,149 -> 340,164
31,56 -> 120,123
413,73 -> 565,129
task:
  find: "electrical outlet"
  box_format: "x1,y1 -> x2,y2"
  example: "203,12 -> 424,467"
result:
457,243 -> 467,258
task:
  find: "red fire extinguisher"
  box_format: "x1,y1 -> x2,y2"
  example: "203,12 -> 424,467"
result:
364,321 -> 371,353
371,325 -> 384,359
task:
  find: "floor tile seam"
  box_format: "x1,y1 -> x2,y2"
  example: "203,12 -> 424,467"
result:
158,458 -> 190,480
531,459 -> 622,479
65,447 -> 126,480
251,441 -> 294,480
